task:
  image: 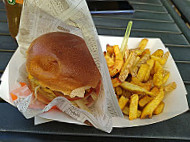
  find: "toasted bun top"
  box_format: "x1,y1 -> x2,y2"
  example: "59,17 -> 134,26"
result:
26,32 -> 101,95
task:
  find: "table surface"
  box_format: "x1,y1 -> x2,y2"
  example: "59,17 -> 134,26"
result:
172,0 -> 190,25
0,0 -> 190,141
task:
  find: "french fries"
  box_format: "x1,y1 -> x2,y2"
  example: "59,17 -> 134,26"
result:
153,101 -> 165,115
131,53 -> 150,77
139,95 -> 153,107
138,38 -> 148,50
144,59 -> 154,82
104,52 -> 114,67
162,70 -> 170,84
137,110 -> 142,118
137,64 -> 149,82
119,51 -> 136,82
120,82 -> 154,96
141,88 -> 164,118
122,89 -> 132,98
115,86 -> 123,95
112,78 -> 122,87
104,38 -> 177,120
153,68 -> 164,87
152,49 -> 164,57
153,61 -> 163,74
151,87 -> 160,96
106,44 -> 114,54
141,49 -> 151,56
109,45 -> 124,77
123,106 -> 129,115
118,96 -> 129,110
131,77 -> 152,91
129,94 -> 139,120
164,82 -> 177,93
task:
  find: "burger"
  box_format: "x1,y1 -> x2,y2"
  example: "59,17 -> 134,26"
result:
26,32 -> 101,111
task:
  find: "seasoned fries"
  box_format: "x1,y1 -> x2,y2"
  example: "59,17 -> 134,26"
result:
120,82 -> 154,96
151,87 -> 160,96
153,61 -> 163,74
123,106 -> 129,115
144,59 -> 154,82
104,38 -> 177,120
138,38 -> 148,50
118,96 -> 129,110
109,45 -> 123,77
141,88 -> 164,118
137,64 -> 149,82
129,94 -> 139,120
139,95 -> 153,108
104,52 -> 114,67
122,89 -> 132,98
137,110 -> 142,118
131,77 -> 152,91
112,78 -> 122,87
115,86 -> 123,95
131,53 -> 150,77
153,101 -> 165,115
164,82 -> 177,93
153,69 -> 164,87
163,70 -> 170,84
141,49 -> 151,56
106,44 -> 114,54
119,51 -> 137,82
152,49 -> 164,57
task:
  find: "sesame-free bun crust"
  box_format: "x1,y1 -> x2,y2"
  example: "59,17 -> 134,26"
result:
26,32 -> 101,95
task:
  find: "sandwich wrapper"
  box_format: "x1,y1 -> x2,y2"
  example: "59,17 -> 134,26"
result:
0,0 -> 124,133
0,0 -> 188,131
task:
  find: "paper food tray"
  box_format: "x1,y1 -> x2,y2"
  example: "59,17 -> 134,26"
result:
0,35 -> 188,128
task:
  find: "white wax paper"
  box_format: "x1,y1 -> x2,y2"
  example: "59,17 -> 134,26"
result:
0,0 -> 125,133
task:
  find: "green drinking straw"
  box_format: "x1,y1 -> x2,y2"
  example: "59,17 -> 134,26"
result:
120,21 -> 133,57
